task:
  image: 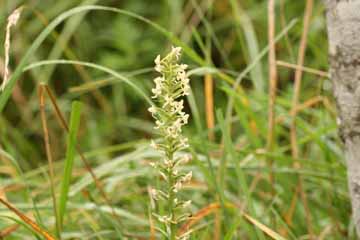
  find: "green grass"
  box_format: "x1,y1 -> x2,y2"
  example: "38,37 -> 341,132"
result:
0,0 -> 354,239
59,100 -> 82,230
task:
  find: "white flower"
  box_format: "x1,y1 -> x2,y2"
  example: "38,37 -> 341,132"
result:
171,46 -> 182,60
150,188 -> 159,200
176,68 -> 187,79
154,55 -> 163,72
154,120 -> 164,129
165,124 -> 181,138
182,171 -> 192,183
163,95 -> 173,108
151,86 -> 162,98
148,106 -> 157,114
179,64 -> 188,71
179,137 -> 189,148
177,155 -> 191,165
181,114 -> 189,124
173,119 -> 183,131
182,84 -> 190,96
157,215 -> 172,223
170,100 -> 184,114
174,181 -> 182,192
164,158 -> 172,168
150,140 -> 158,149
154,76 -> 164,85
155,55 -> 161,65
155,65 -> 163,73
182,200 -> 192,208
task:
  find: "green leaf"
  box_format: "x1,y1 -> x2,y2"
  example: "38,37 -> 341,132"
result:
59,101 -> 82,228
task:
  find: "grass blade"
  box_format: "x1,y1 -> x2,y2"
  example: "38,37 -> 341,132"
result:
244,213 -> 287,240
59,101 -> 82,228
230,0 -> 264,92
24,59 -> 152,105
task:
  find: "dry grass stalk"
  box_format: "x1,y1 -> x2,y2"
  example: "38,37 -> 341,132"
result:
1,7 -> 22,91
286,0 -> 314,237
38,85 -> 61,235
0,198 -> 55,240
267,0 -> 277,196
205,73 -> 215,141
0,223 -> 20,238
276,60 -> 329,78
179,203 -> 221,235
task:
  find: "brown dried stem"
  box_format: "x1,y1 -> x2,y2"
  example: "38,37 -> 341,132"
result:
267,0 -> 278,196
286,0 -> 314,237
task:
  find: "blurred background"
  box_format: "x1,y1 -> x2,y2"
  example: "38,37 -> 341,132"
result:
0,0 -> 351,239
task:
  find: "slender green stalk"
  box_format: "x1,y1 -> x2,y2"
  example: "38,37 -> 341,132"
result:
59,101 -> 82,229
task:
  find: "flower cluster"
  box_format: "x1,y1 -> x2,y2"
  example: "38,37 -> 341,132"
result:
148,47 -> 192,239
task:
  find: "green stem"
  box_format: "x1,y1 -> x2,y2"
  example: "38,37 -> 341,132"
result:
167,151 -> 176,240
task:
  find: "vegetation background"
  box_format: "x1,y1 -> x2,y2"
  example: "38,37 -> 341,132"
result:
0,0 -> 351,239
